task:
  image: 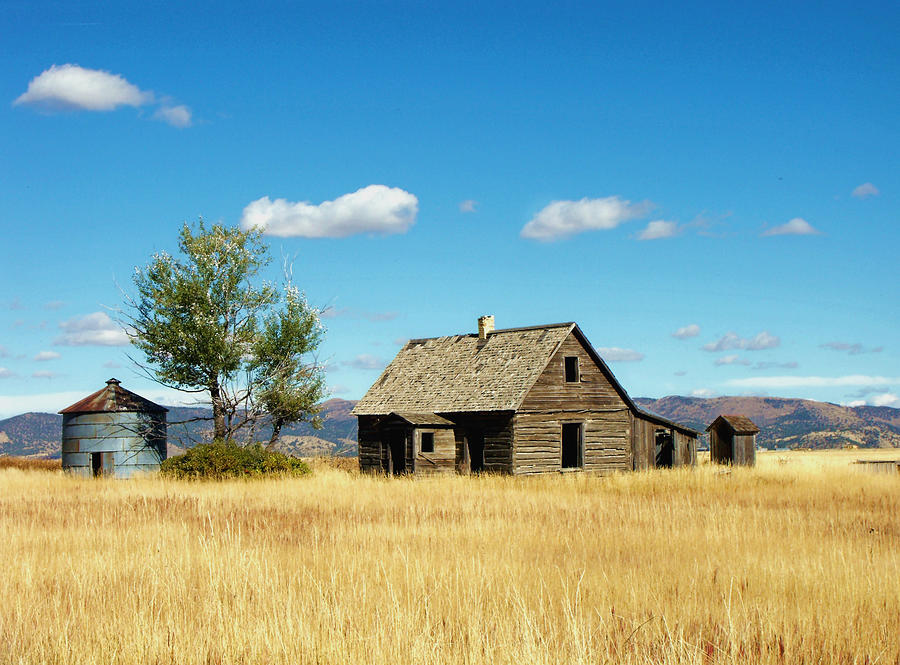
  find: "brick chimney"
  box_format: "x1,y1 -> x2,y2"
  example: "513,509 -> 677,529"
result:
478,315 -> 495,339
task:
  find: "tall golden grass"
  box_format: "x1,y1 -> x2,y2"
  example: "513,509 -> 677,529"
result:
0,451 -> 897,664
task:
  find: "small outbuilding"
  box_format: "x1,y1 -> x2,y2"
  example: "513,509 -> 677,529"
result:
706,415 -> 759,466
60,378 -> 168,478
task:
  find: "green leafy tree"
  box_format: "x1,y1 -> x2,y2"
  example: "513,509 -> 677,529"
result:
125,220 -> 326,443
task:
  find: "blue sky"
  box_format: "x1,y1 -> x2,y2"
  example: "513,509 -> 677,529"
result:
1,1 -> 898,418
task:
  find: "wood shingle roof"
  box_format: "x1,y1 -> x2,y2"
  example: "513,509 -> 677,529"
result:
352,323 -> 574,416
706,414 -> 760,434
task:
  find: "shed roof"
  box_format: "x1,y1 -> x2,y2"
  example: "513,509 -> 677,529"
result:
59,378 -> 168,414
387,412 -> 455,426
706,414 -> 760,434
352,321 -> 699,436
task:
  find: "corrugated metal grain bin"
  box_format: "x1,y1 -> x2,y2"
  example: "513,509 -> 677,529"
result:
59,378 -> 167,478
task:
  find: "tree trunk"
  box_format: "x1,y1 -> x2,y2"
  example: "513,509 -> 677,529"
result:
209,381 -> 227,440
267,420 -> 283,451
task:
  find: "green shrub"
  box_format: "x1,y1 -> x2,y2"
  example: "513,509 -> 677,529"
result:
160,439 -> 310,480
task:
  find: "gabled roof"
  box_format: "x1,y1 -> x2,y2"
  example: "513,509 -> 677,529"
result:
59,378 -> 167,415
706,414 -> 760,434
353,323 -> 575,415
352,321 -> 700,437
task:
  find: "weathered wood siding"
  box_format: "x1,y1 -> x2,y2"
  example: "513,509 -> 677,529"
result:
709,424 -> 755,466
733,433 -> 756,466
674,430 -> 697,467
357,415 -> 382,473
447,412 -> 515,473
514,333 -> 631,474
412,427 -> 456,476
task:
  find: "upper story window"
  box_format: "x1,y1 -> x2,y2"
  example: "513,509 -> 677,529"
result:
421,432 -> 434,453
564,356 -> 579,383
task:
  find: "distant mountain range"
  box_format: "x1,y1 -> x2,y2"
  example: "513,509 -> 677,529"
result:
1,395 -> 898,459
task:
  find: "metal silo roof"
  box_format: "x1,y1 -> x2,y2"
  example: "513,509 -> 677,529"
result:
59,378 -> 168,414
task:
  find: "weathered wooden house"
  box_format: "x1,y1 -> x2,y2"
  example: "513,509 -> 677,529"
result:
353,317 -> 699,475
706,414 -> 759,466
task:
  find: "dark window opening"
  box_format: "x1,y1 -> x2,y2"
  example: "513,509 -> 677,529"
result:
388,430 -> 406,475
91,452 -> 102,477
564,356 -> 579,383
561,423 -> 583,469
421,432 -> 434,453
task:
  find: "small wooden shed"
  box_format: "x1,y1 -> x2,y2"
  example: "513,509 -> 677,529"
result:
706,415 -> 759,466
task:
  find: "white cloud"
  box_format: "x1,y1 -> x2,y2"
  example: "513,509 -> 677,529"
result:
852,183 -> 879,199
703,331 -> 780,352
459,199 -> 478,213
240,185 -> 418,238
154,104 -> 192,128
0,368 -> 15,379
32,370 -> 59,379
341,354 -> 385,370
691,388 -> 716,397
871,393 -> 900,408
715,354 -> 750,366
726,375 -> 900,389
598,347 -> 644,362
521,196 -> 652,241
846,399 -> 867,408
55,311 -> 129,346
329,384 -> 351,396
672,324 -> 700,340
637,220 -> 678,240
762,217 -> 820,237
14,64 -> 153,111
34,351 -> 60,362
321,307 -> 399,322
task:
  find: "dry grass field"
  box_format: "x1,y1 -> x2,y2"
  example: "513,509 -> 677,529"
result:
0,450 -> 897,664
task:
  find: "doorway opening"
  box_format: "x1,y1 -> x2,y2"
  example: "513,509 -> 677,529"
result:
467,431 -> 484,473
388,430 -> 406,475
561,423 -> 583,469
655,430 -> 674,468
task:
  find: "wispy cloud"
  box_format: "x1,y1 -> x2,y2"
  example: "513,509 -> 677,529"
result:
851,182 -> 879,199
637,220 -> 678,240
726,375 -> 900,389
672,324 -> 700,340
598,347 -> 644,362
328,384 -> 351,396
703,331 -> 780,352
821,341 -> 883,355
762,217 -> 820,236
0,368 -> 15,379
153,104 -> 192,128
32,370 -> 60,379
521,196 -> 652,241
691,388 -> 716,397
341,354 -> 385,370
7,299 -> 26,311
34,351 -> 60,362
241,185 -> 418,238
44,300 -> 66,310
870,392 -> 900,407
102,360 -> 122,369
751,361 -> 798,370
459,199 -> 478,213
0,345 -> 8,358
55,311 -> 129,346
715,354 -> 750,366
674,370 -> 687,376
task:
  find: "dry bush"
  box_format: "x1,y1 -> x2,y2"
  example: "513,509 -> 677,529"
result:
0,455 -> 61,471
0,453 -> 896,664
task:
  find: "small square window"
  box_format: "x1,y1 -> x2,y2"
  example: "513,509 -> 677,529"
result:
564,356 -> 579,383
421,432 -> 434,453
